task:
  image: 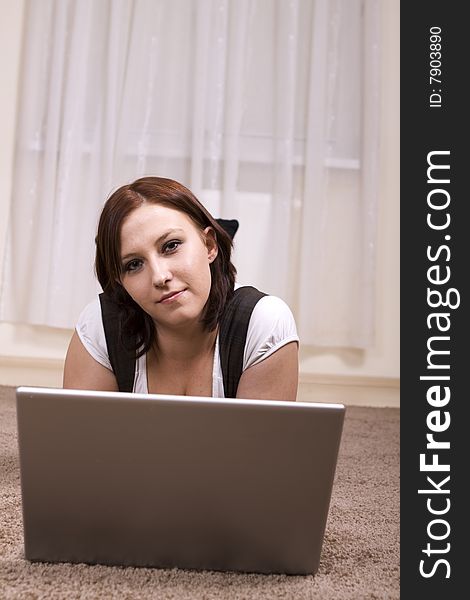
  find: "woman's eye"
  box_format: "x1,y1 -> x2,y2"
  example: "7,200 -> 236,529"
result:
123,259 -> 142,273
163,240 -> 181,253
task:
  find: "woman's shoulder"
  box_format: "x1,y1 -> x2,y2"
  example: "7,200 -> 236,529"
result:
75,296 -> 111,370
234,284 -> 292,313
251,293 -> 294,319
249,293 -> 298,339
234,287 -> 299,370
77,296 -> 102,323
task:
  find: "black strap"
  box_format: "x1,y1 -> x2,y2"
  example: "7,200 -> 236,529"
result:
99,286 -> 266,396
99,293 -> 136,393
218,286 -> 267,398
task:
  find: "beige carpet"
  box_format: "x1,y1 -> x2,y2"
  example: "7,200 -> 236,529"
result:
0,386 -> 399,599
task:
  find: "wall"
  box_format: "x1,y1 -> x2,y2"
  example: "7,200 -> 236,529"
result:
0,1 -> 399,398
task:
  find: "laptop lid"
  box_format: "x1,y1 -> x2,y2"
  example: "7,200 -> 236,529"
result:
16,386 -> 345,575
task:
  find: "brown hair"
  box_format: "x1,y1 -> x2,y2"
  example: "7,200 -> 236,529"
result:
95,176 -> 236,356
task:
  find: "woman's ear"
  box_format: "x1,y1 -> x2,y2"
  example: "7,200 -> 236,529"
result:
203,227 -> 218,263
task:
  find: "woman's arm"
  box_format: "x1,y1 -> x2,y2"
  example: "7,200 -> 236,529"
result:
63,331 -> 119,391
236,341 -> 298,401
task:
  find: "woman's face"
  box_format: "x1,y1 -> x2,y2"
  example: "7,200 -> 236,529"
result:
119,202 -> 218,331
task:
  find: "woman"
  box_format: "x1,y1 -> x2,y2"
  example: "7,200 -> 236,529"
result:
63,177 -> 299,400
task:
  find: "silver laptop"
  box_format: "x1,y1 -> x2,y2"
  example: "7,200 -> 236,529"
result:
16,386 -> 345,575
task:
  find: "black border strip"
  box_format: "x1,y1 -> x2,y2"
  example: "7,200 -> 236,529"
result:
401,2 -> 466,597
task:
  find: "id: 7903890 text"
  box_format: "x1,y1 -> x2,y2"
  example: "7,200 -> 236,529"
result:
429,26 -> 442,108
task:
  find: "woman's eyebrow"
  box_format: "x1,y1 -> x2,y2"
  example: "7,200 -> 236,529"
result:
121,228 -> 185,261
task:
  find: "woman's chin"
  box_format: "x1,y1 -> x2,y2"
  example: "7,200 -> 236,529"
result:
152,308 -> 204,331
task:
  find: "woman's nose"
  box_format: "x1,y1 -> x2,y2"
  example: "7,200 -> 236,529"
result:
150,258 -> 172,288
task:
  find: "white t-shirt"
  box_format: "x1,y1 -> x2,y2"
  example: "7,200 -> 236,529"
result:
76,293 -> 299,397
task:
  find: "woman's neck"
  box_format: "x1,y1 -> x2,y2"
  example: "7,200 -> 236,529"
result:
153,322 -> 217,363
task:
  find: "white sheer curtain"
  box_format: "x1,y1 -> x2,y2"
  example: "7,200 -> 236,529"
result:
0,0 -> 380,348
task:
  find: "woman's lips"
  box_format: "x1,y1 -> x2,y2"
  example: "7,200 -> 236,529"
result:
158,290 -> 186,304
